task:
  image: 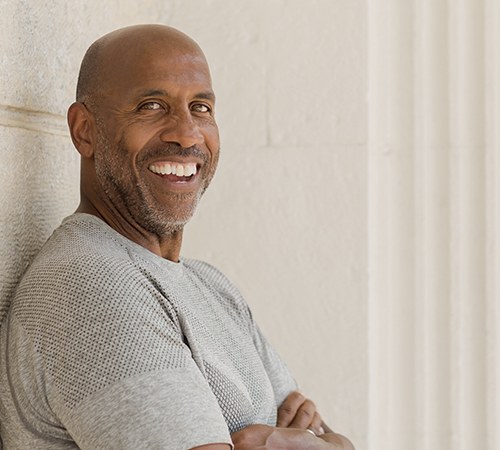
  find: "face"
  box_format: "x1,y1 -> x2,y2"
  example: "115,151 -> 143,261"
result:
92,43 -> 219,236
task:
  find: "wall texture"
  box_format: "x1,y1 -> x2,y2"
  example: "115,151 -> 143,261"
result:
0,0 -> 367,448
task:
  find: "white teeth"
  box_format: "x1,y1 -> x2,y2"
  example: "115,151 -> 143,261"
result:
184,164 -> 197,176
148,162 -> 197,177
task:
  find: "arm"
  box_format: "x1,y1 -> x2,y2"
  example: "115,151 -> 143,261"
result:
231,391 -> 355,450
232,425 -> 353,450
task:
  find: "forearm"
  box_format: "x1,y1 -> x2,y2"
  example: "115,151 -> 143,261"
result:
231,425 -> 352,450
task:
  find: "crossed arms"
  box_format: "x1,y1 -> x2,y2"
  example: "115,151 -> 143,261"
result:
194,391 -> 355,450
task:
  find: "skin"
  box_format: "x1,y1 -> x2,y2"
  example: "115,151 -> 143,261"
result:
68,25 -> 354,450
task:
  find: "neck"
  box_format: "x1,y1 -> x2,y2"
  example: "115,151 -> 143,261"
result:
76,197 -> 184,262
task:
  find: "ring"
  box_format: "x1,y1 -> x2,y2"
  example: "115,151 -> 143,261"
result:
306,428 -> 316,436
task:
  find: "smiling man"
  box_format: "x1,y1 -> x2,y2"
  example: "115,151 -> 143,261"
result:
0,25 -> 354,450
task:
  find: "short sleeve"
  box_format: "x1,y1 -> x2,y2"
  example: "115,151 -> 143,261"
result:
61,368 -> 231,450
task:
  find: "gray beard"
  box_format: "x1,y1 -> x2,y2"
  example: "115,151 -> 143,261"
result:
94,134 -> 204,238
132,189 -> 202,236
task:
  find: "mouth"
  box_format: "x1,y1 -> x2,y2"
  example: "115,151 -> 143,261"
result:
148,160 -> 199,182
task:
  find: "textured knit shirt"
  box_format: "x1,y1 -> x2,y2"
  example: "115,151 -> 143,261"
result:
0,214 -> 296,450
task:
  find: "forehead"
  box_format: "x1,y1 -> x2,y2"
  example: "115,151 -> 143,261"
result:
100,43 -> 213,101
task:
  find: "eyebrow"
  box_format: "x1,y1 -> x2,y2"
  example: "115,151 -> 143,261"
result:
136,89 -> 216,102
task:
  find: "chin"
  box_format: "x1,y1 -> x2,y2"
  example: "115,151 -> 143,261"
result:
133,190 -> 202,237
140,209 -> 196,237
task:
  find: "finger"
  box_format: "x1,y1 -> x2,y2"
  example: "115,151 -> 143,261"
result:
321,421 -> 333,434
308,412 -> 324,435
277,391 -> 306,427
288,398 -> 316,429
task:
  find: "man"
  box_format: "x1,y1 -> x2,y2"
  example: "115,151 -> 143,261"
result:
0,25 -> 354,449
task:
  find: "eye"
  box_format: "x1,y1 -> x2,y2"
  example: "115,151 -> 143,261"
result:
191,103 -> 212,114
139,101 -> 163,111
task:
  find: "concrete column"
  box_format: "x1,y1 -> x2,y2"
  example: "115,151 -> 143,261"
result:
369,0 -> 497,448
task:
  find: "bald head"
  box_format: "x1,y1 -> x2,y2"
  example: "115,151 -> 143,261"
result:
76,24 -> 207,108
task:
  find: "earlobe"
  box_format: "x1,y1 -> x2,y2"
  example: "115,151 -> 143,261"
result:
67,102 -> 95,158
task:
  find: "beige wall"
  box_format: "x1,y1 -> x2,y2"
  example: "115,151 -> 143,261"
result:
0,1 -> 367,448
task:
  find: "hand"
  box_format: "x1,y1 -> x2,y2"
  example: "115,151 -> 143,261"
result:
277,390 -> 324,435
318,432 -> 356,450
231,424 -> 354,450
232,424 -> 323,450
276,391 -> 356,450
231,391 -> 355,449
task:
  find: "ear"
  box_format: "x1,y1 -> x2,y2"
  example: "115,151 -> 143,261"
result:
67,102 -> 95,158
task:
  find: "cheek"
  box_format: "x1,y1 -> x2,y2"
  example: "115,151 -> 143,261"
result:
117,121 -> 159,155
205,125 -> 220,156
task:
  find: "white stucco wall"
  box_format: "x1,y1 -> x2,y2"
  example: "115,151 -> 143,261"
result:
0,1 -> 367,448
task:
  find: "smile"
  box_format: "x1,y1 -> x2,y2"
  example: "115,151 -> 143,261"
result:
148,161 -> 197,177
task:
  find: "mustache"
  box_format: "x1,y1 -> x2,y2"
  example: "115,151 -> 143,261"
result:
137,143 -> 208,165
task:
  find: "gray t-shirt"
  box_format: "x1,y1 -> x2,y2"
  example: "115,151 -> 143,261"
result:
0,214 -> 296,449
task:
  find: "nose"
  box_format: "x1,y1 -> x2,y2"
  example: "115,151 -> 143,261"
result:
159,110 -> 204,149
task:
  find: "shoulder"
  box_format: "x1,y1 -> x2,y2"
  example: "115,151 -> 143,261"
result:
6,218 -> 189,409
11,215 -> 169,329
16,216 -> 138,295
